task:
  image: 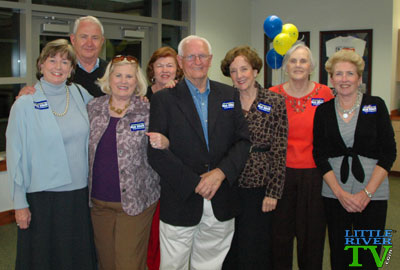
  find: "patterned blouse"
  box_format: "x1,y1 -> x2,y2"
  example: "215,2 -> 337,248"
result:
238,82 -> 288,199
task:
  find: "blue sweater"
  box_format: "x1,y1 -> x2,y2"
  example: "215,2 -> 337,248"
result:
6,79 -> 92,209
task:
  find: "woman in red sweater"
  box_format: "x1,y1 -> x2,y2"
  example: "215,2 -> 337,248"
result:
269,43 -> 334,270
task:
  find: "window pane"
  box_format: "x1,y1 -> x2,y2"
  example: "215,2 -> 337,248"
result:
0,8 -> 21,77
162,25 -> 182,51
105,39 -> 142,64
32,0 -> 151,17
1,84 -> 20,152
162,0 -> 188,21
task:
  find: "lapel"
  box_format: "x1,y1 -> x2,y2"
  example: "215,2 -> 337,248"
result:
32,82 -> 62,133
352,94 -> 366,148
207,80 -> 221,137
174,80 -> 207,146
327,100 -> 347,148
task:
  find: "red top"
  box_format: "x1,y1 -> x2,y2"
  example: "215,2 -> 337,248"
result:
270,82 -> 334,168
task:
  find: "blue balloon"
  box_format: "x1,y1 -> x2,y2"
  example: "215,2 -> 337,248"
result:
266,49 -> 283,69
263,15 -> 283,39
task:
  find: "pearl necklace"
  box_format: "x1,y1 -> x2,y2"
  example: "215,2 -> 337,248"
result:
39,81 -> 70,117
109,96 -> 130,114
335,91 -> 362,119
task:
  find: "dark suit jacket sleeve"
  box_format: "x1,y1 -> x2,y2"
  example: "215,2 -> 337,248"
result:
313,101 -> 334,176
215,90 -> 251,185
147,91 -> 201,201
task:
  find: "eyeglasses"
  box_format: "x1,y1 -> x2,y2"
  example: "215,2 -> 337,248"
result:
112,55 -> 138,64
181,54 -> 210,62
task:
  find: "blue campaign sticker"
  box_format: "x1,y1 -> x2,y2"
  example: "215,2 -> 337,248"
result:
311,98 -> 325,106
130,121 -> 145,131
362,105 -> 377,114
257,102 -> 271,114
34,100 -> 49,110
222,101 -> 235,110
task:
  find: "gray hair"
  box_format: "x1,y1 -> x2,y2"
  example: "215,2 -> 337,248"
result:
282,42 -> 315,72
178,35 -> 212,56
72,16 -> 104,35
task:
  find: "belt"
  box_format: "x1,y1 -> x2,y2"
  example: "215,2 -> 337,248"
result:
249,145 -> 270,153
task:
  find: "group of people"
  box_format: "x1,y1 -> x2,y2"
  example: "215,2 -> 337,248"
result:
6,14 -> 396,270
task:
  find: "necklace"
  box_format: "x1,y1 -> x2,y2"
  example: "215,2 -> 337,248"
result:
335,91 -> 362,119
109,96 -> 130,114
280,84 -> 322,113
39,81 -> 70,117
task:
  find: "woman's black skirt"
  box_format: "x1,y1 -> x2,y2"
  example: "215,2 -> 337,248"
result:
16,187 -> 96,270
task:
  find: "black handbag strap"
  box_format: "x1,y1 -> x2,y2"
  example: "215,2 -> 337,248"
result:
74,83 -> 84,102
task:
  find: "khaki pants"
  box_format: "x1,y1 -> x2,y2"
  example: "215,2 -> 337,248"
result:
91,198 -> 157,270
159,199 -> 234,270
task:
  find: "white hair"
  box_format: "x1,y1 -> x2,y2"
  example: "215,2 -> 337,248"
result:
72,16 -> 104,35
178,35 -> 212,56
282,42 -> 315,72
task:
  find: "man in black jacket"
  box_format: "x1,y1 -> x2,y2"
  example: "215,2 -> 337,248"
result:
148,35 -> 250,270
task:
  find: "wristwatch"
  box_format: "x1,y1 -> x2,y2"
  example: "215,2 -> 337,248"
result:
364,188 -> 373,198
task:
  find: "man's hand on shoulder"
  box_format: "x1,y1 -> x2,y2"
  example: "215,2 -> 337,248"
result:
195,168 -> 226,200
16,85 -> 36,100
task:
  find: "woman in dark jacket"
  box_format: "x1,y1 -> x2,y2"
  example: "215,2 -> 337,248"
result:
313,49 -> 396,270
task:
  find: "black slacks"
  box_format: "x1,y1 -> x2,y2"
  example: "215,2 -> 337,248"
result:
272,167 -> 326,270
223,187 -> 273,270
324,197 -> 387,270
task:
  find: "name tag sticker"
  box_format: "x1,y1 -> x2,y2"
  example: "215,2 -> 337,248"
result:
257,102 -> 272,114
34,100 -> 49,110
130,121 -> 145,131
311,98 -> 325,106
362,105 -> 377,114
222,101 -> 234,110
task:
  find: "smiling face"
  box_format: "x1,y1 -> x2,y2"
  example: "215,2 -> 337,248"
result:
153,56 -> 177,86
109,64 -> 137,101
40,53 -> 73,85
330,61 -> 361,98
229,55 -> 258,92
177,39 -> 212,83
285,47 -> 312,81
70,20 -> 104,63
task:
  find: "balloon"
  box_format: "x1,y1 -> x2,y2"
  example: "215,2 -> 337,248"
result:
263,15 -> 283,39
266,49 -> 283,69
273,33 -> 292,55
281,23 -> 299,45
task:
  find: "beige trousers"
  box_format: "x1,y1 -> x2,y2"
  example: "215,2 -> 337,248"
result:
91,198 -> 157,270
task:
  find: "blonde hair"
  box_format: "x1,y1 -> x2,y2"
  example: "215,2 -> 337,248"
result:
325,49 -> 365,77
97,59 -> 147,96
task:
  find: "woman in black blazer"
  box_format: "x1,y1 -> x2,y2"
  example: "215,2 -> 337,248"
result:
313,49 -> 396,270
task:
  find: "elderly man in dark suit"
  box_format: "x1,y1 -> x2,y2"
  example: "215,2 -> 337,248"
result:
148,35 -> 250,270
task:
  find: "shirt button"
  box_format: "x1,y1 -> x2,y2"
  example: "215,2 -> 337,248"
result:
118,150 -> 123,156
122,188 -> 126,193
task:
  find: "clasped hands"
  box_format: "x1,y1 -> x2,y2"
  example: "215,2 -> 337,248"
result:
337,189 -> 371,213
195,168 -> 225,200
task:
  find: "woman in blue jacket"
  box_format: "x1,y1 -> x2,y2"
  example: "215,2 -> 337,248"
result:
6,39 -> 96,269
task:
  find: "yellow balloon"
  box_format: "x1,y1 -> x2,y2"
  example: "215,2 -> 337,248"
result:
273,33 -> 292,55
282,23 -> 299,45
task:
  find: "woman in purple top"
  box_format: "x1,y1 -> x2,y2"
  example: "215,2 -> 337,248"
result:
87,55 -> 168,270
